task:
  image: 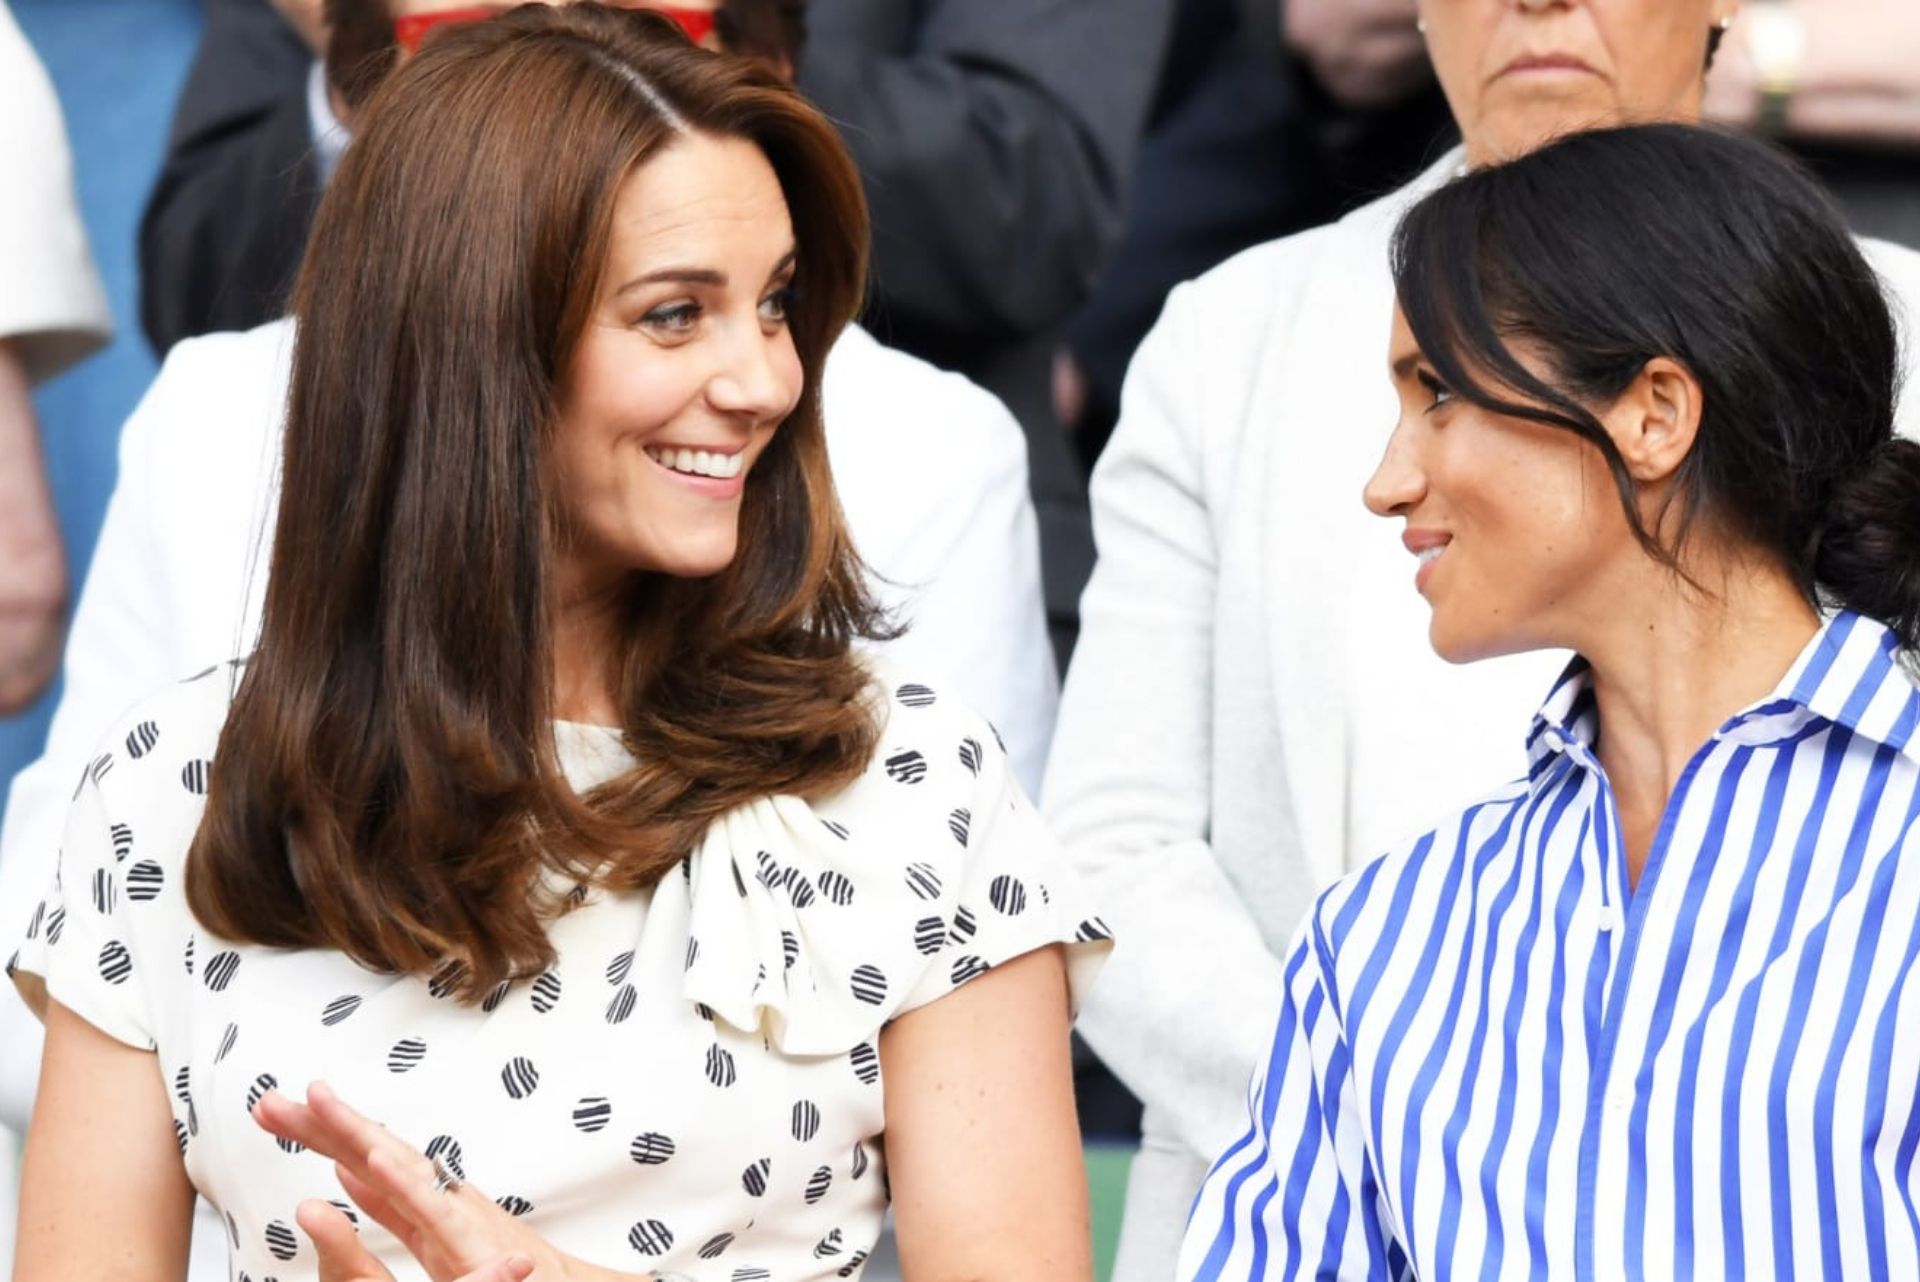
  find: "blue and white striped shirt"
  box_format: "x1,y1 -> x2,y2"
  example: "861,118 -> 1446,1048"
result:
1180,611 -> 1920,1281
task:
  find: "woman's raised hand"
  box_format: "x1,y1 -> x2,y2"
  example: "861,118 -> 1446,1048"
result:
253,1081 -> 651,1282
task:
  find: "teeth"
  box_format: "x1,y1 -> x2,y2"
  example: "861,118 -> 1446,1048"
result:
646,446 -> 743,479
1417,546 -> 1446,567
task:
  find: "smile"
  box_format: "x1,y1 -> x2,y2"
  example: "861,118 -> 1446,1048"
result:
644,446 -> 744,480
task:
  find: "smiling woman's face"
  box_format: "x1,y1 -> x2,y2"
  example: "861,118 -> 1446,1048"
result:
1421,0 -> 1733,165
552,130 -> 803,595
1364,308 -> 1639,663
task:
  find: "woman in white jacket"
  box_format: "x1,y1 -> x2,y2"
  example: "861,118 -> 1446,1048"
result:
1042,2 -> 1920,1276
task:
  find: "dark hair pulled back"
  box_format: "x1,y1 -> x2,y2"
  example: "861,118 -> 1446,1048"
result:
1391,123 -> 1920,649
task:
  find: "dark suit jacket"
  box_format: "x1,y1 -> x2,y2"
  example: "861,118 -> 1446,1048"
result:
138,0 -> 316,357
799,0 -> 1174,661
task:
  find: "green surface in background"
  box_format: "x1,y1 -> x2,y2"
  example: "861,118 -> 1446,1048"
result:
1086,1142 -> 1135,1282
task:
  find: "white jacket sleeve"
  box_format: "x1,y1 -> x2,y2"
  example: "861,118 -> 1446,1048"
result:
0,0 -> 110,383
1043,278 -> 1288,1161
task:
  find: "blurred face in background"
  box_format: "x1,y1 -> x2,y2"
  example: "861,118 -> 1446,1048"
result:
1419,0 -> 1737,164
391,0 -> 724,54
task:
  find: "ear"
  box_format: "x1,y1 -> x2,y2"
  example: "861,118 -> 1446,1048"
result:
1602,357 -> 1702,486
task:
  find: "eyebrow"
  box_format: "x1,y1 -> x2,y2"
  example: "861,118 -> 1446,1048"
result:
614,249 -> 798,296
1389,351 -> 1423,380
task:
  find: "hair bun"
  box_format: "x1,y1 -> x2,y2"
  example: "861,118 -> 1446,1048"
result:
1816,436 -> 1920,650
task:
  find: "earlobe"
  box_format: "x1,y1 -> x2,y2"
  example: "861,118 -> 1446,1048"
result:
1615,358 -> 1703,484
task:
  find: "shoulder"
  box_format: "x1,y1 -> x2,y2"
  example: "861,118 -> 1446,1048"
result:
78,661 -> 244,825
132,317 -> 292,444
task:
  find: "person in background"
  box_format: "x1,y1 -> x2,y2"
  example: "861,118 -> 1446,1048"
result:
1186,120 -> 1920,1280
1057,0 -> 1452,463
0,0 -> 112,715
1039,2 -> 1920,1278
1705,0 -> 1920,247
11,10 -> 1108,1281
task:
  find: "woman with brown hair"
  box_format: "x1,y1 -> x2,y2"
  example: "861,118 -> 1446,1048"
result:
9,8 -> 1108,1282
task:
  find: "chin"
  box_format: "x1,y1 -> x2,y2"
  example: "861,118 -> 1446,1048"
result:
1427,614 -> 1526,667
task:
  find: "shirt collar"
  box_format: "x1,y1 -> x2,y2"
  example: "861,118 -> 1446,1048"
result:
1526,611 -> 1920,775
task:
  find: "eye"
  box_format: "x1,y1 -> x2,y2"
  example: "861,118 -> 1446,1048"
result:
759,283 -> 798,326
1416,368 -> 1455,412
640,300 -> 701,336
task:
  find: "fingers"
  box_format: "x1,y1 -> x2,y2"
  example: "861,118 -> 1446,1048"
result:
457,1255 -> 536,1282
365,1142 -> 487,1256
336,1162 -> 424,1259
298,1198 -> 393,1282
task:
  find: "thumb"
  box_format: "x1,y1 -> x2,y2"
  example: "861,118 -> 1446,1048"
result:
298,1198 -> 393,1282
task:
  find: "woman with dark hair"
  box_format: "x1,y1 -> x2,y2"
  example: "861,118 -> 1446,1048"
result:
1181,122 -> 1920,1280
10,9 -> 1107,1282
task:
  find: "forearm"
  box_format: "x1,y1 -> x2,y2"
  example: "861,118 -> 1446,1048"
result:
0,340 -> 68,712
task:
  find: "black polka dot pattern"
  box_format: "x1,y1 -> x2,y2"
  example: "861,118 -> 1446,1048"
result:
89,753 -> 115,786
180,759 -> 210,794
320,995 -> 361,1026
531,970 -> 562,1012
216,1022 -> 239,1062
428,959 -> 466,1000
125,720 -> 160,759
481,981 -> 512,1012
851,1144 -> 869,1180
629,1132 -> 676,1165
904,862 -> 942,901
949,906 -> 978,945
705,1044 -> 737,1088
265,1220 -> 298,1261
733,1268 -> 772,1281
958,737 -> 983,775
895,683 -> 937,708
988,875 -> 1028,916
951,956 -> 989,986
501,1057 -> 539,1099
1075,917 -> 1114,943
884,750 -> 927,784
838,1249 -> 871,1277
203,950 -> 241,991
947,808 -> 971,847
245,1073 -> 277,1114
98,941 -> 132,985
108,822 -> 134,862
849,965 -> 888,1006
791,1100 -> 821,1142
741,1158 -> 771,1197
912,916 -> 945,955
91,868 -> 116,914
698,1233 -> 735,1259
44,907 -> 65,946
606,950 -> 635,986
387,1037 -> 428,1073
496,1195 -> 534,1217
820,818 -> 851,840
805,1166 -> 832,1204
849,1043 -> 879,1086
781,931 -> 799,971
424,1135 -> 464,1180
626,1220 -> 673,1256
126,860 -> 164,901
574,1097 -> 612,1133
606,985 -> 638,1024
817,871 -> 855,906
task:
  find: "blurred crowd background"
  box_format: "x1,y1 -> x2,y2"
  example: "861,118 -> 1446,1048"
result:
4,0 -> 1919,1276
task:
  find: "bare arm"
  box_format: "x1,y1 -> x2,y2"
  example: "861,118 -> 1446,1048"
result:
1705,0 -> 1920,144
14,1000 -> 196,1282
882,946 -> 1092,1282
0,338 -> 67,713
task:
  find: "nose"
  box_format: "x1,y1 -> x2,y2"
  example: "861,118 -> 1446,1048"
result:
707,327 -> 797,424
1363,420 -> 1427,519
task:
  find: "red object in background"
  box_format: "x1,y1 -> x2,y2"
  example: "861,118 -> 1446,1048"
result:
395,4 -> 717,55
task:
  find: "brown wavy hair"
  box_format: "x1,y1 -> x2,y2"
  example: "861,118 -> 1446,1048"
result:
187,4 -> 884,1000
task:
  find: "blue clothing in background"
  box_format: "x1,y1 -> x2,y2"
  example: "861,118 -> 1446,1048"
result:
1183,610 -> 1920,1281
1,0 -> 201,783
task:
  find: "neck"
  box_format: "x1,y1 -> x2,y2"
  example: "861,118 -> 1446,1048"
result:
1576,549 -> 1818,881
551,564 -> 627,726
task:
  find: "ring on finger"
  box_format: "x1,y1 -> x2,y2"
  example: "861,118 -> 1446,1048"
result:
431,1153 -> 464,1196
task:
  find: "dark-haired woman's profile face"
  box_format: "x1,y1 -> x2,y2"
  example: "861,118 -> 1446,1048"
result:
1366,309 -> 1644,663
1421,0 -> 1734,165
553,130 -> 802,592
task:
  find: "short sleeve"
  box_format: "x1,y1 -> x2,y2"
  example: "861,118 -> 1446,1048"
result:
893,716 -> 1112,1019
9,764 -> 156,1051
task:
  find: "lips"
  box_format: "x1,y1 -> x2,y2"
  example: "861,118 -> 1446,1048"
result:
1495,52 -> 1598,81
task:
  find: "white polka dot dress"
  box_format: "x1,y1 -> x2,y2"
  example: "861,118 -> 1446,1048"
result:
9,660 -> 1112,1282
